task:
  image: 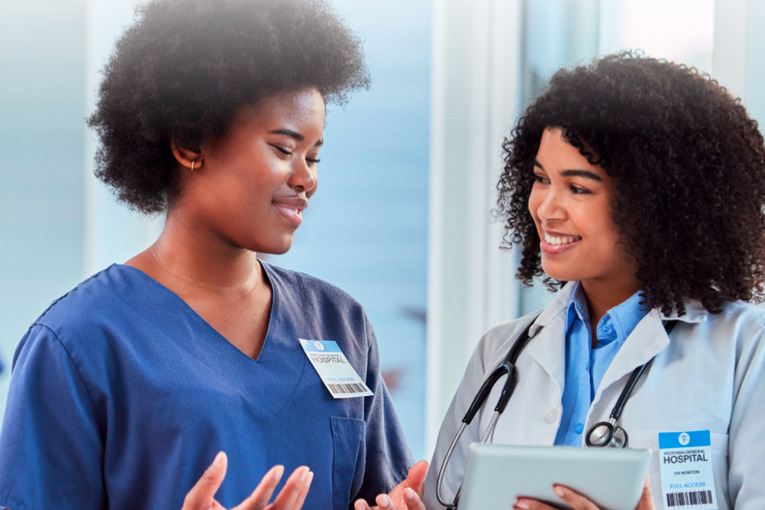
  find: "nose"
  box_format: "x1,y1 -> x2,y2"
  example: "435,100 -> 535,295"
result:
289,158 -> 318,196
531,185 -> 565,222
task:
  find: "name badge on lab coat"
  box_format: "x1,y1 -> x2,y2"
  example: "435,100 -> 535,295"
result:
659,430 -> 718,509
300,339 -> 373,399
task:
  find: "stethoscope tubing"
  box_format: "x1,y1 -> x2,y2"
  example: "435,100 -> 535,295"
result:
435,317 -> 537,509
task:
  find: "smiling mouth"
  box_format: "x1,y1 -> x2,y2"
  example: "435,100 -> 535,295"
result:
275,205 -> 303,217
543,232 -> 581,246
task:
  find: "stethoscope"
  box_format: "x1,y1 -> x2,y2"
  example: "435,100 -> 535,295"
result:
436,317 -> 678,509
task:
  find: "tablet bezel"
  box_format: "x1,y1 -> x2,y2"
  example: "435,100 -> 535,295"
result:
457,443 -> 652,510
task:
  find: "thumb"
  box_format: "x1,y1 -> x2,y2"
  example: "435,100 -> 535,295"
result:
183,452 -> 228,510
636,475 -> 656,510
404,460 -> 429,495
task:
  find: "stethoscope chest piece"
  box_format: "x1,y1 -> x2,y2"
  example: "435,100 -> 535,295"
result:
586,418 -> 628,448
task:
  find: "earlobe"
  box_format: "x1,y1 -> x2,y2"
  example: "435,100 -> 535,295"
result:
170,139 -> 204,171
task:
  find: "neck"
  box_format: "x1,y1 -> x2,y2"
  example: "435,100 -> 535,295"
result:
127,213 -> 263,297
581,278 -> 641,334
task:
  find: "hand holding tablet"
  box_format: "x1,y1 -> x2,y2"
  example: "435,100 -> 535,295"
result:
458,444 -> 652,510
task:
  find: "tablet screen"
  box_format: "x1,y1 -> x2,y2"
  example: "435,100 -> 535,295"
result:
458,443 -> 651,510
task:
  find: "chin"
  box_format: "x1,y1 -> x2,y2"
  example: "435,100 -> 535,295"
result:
257,239 -> 295,256
540,265 -> 572,283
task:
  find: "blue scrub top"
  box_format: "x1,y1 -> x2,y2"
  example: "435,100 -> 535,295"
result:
0,263 -> 412,509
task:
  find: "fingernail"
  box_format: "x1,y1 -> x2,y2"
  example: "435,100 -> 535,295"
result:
299,466 -> 310,482
272,465 -> 285,482
378,495 -> 392,508
405,488 -> 416,500
515,501 -> 530,509
554,486 -> 566,497
305,471 -> 314,487
213,451 -> 225,467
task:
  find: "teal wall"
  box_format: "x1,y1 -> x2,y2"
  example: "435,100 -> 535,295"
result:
0,0 -> 88,418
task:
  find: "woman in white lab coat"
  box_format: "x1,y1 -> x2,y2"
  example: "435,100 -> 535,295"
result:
356,52 -> 765,510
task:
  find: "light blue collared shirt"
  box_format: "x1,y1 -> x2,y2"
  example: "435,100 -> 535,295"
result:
554,284 -> 648,446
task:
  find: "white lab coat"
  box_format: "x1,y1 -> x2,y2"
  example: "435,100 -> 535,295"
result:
423,283 -> 765,510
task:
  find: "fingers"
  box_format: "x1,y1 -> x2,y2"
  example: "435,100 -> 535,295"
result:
514,498 -> 559,509
353,498 -> 374,510
233,464 -> 285,510
375,494 -> 395,509
182,451 -> 228,510
402,487 -> 426,510
550,485 -> 599,510
267,466 -> 313,510
403,460 -> 429,495
291,470 -> 313,510
516,485 -> 600,510
636,476 -> 657,510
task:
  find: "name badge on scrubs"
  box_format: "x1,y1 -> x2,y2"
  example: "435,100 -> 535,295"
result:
658,430 -> 718,509
300,339 -> 373,399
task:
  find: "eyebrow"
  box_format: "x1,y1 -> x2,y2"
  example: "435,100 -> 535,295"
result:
268,128 -> 324,147
533,159 -> 602,182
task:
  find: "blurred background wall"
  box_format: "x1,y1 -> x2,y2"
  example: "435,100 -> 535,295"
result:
0,0 -> 763,461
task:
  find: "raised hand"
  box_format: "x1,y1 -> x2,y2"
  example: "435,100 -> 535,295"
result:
182,452 -> 313,510
353,460 -> 429,510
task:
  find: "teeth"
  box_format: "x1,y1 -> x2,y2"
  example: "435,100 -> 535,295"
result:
544,232 -> 578,246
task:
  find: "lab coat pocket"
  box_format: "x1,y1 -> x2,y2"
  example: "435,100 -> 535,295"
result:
628,429 -> 730,510
330,416 -> 365,508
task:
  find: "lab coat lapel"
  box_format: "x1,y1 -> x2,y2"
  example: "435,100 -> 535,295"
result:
522,284 -> 574,394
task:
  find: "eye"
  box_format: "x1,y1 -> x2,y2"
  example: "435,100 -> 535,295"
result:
533,173 -> 549,184
269,144 -> 292,156
570,184 -> 592,195
306,156 -> 321,164
570,184 -> 591,195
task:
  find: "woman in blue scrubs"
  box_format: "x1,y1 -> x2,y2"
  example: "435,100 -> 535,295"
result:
0,0 -> 424,509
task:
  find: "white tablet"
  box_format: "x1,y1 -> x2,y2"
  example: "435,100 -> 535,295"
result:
458,443 -> 652,510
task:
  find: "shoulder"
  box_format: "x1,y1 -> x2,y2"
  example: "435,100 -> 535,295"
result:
667,301 -> 765,373
262,261 -> 366,316
34,265 -> 138,332
710,301 -> 765,358
715,300 -> 765,326
471,310 -> 543,368
678,300 -> 765,341
22,264 -> 159,363
261,261 -> 375,362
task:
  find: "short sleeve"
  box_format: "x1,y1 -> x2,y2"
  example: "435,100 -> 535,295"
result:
352,312 -> 414,504
0,324 -> 106,510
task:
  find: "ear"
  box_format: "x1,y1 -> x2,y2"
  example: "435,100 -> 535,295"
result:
170,139 -> 204,171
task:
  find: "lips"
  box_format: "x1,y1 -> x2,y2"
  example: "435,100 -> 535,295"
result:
273,195 -> 308,228
540,230 -> 581,254
543,231 -> 580,246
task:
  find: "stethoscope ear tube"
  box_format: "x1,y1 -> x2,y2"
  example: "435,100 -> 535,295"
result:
494,365 -> 517,414
463,364 -> 510,424
436,319 -> 537,509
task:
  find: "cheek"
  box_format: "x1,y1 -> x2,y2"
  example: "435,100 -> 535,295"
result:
589,221 -> 624,258
527,190 -> 541,219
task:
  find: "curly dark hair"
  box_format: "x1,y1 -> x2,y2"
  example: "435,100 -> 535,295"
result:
87,0 -> 369,214
498,52 -> 765,315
